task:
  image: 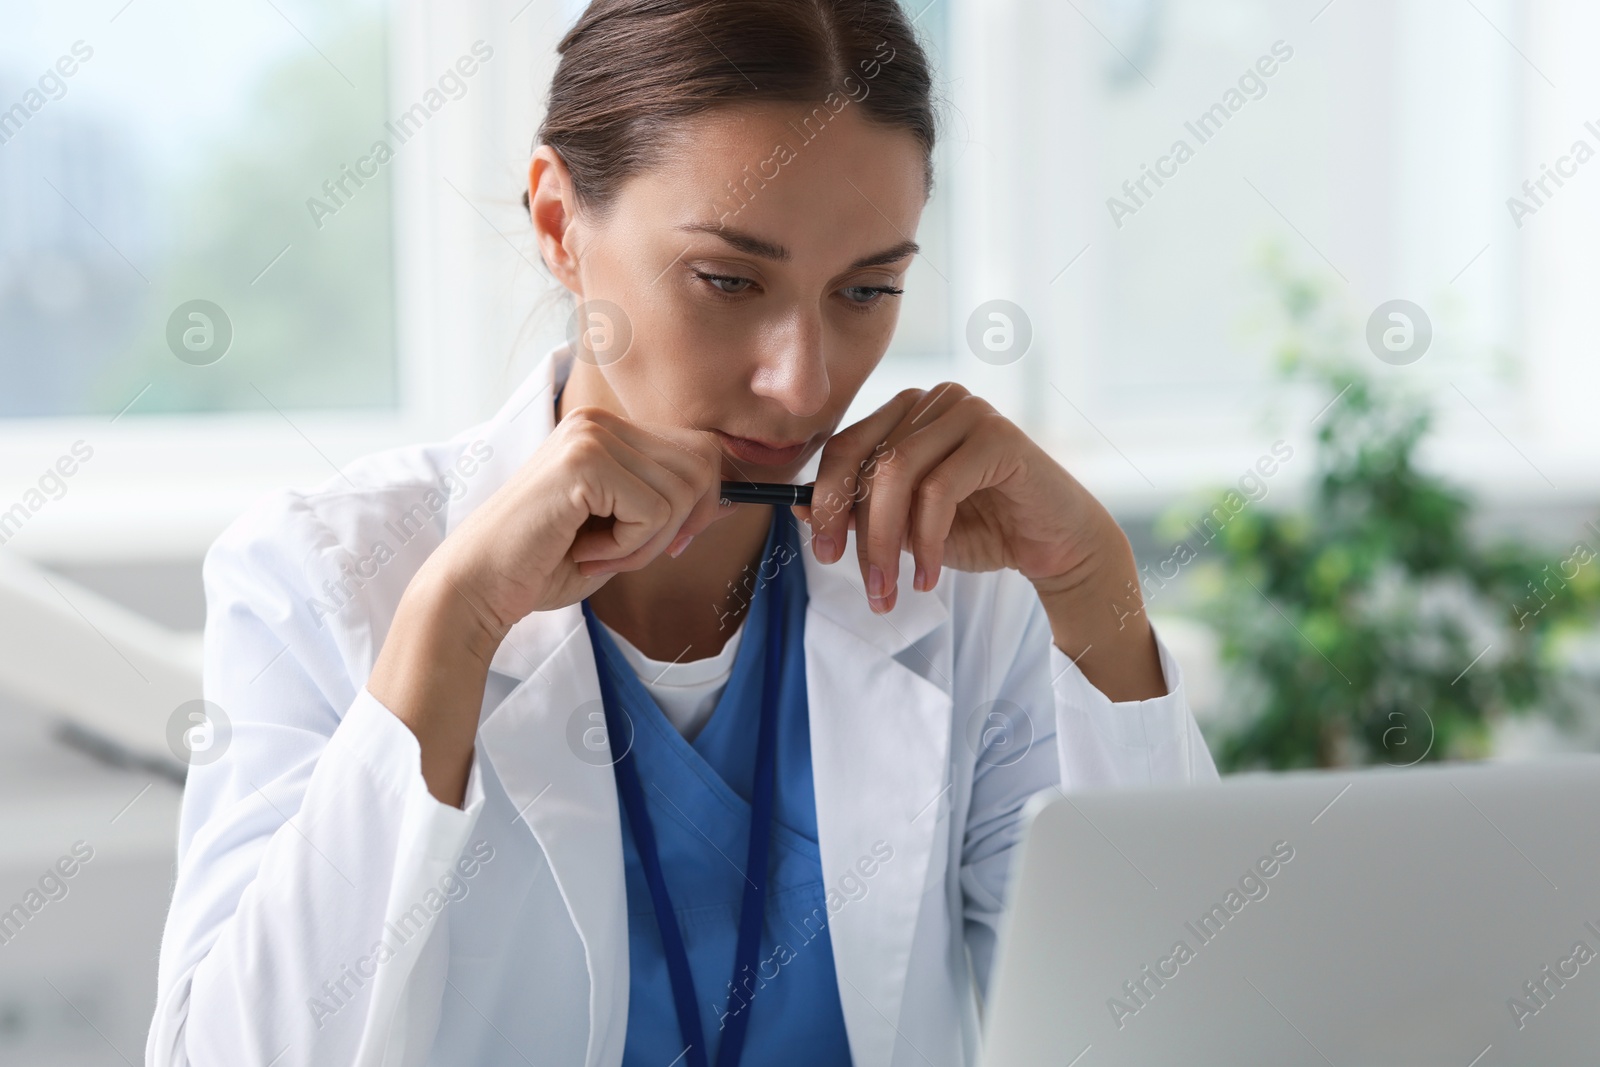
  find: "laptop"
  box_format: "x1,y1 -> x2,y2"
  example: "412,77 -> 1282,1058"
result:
979,756 -> 1600,1066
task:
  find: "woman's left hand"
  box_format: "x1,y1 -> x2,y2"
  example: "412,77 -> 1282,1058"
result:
795,382 -> 1126,615
797,381 -> 1170,702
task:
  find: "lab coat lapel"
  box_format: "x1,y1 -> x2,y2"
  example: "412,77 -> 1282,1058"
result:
476,610 -> 629,1067
801,541 -> 951,1067
446,345 -> 630,1066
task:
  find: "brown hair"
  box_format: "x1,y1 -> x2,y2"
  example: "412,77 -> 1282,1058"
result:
527,0 -> 937,219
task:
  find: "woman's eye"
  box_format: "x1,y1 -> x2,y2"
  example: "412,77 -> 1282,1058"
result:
695,271 -> 754,296
841,285 -> 904,306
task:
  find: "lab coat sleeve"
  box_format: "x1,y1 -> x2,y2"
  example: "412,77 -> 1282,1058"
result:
146,490 -> 488,1067
1048,609 -> 1220,790
959,569 -> 1219,999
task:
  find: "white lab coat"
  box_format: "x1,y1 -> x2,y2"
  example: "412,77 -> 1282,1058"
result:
147,343 -> 1219,1067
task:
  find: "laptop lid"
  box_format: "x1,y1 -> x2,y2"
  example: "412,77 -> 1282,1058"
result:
979,757 -> 1600,1066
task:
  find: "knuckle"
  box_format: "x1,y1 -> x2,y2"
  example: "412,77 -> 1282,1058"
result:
811,486 -> 851,522
821,424 -> 865,456
564,404 -> 612,427
867,436 -> 898,464
668,470 -> 701,510
562,411 -> 609,442
874,448 -> 911,480
816,453 -> 862,492
567,430 -> 610,465
957,392 -> 996,417
664,464 -> 694,494
978,407 -> 1013,438
917,472 -> 951,505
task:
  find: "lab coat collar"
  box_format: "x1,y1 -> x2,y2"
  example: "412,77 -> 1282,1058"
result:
458,345 -> 953,1066
442,342 -> 572,542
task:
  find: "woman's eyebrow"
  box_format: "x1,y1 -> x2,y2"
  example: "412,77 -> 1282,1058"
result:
679,222 -> 788,260
677,222 -> 919,271
848,239 -> 919,271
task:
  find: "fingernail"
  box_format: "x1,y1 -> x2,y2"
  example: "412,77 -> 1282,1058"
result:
868,564 -> 886,599
914,564 -> 927,592
814,533 -> 836,561
668,533 -> 695,558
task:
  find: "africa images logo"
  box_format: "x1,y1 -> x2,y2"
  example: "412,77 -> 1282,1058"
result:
304,42 -> 494,230
1106,840 -> 1295,1029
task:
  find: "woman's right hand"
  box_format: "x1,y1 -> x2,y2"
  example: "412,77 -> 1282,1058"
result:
436,405 -> 732,635
370,405 -> 732,805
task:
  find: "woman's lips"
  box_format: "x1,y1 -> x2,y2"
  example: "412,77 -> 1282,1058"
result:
714,430 -> 809,466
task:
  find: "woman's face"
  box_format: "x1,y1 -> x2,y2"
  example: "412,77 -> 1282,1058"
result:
530,102 -> 928,481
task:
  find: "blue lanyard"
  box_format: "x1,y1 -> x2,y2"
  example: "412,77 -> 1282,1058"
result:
584,560 -> 784,1067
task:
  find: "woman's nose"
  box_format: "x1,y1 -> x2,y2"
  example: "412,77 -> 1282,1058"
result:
750,309 -> 830,418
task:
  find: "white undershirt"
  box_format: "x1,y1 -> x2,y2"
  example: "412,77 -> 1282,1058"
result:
596,616 -> 748,742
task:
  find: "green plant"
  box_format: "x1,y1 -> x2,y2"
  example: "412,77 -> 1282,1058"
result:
1174,252 -> 1600,771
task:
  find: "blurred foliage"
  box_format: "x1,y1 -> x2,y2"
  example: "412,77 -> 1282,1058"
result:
1175,251 -> 1600,771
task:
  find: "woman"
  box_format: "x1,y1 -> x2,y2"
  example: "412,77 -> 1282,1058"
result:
148,1 -> 1217,1064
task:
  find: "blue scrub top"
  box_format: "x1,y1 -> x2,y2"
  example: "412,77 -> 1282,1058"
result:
583,509 -> 854,1066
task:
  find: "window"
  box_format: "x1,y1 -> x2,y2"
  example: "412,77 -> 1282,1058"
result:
1,0 -> 398,417
4,0 -> 1587,564
0,0 -> 507,560
874,0 -> 1594,515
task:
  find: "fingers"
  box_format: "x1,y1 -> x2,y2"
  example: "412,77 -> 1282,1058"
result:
560,409 -> 727,575
906,448 -> 990,594
565,433 -> 677,569
806,389 -> 923,563
606,419 -> 731,543
852,388 -> 985,612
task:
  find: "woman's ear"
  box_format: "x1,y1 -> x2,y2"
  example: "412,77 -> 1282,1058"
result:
528,145 -> 583,294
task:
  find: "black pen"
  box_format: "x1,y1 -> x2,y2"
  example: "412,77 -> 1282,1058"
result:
719,481 -> 814,507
